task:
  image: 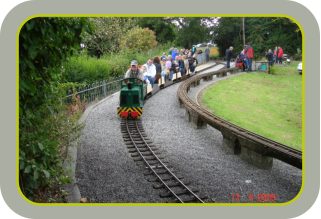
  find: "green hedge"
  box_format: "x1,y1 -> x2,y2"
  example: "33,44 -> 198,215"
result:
62,43 -> 172,85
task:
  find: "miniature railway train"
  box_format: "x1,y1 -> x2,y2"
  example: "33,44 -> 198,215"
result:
117,69 -> 195,118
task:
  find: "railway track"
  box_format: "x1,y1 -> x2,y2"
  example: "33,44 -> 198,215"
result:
121,118 -> 209,203
177,70 -> 302,169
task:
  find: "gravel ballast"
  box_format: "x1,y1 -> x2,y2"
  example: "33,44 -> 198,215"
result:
76,63 -> 302,203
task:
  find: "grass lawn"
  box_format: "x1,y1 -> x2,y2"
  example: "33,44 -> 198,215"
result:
202,62 -> 302,150
195,46 -> 219,57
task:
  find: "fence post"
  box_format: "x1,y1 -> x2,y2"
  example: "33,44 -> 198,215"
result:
103,80 -> 106,98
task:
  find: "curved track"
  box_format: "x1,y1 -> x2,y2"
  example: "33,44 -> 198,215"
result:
177,69 -> 302,169
121,118 -> 208,203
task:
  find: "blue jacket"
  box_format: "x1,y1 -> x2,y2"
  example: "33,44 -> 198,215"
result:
172,51 -> 179,60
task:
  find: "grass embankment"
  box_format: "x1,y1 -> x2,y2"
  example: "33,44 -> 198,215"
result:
202,62 -> 302,150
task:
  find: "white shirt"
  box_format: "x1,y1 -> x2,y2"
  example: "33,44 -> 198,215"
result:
146,64 -> 156,77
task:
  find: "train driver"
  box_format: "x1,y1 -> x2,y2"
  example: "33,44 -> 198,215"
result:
124,60 -> 144,81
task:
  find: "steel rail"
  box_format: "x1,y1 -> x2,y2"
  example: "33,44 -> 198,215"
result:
133,119 -> 204,203
177,69 -> 302,168
125,118 -> 204,203
125,118 -> 184,202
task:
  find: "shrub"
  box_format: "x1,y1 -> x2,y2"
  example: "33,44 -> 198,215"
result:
269,64 -> 277,74
19,84 -> 85,201
293,48 -> 302,61
62,42 -> 172,85
19,17 -> 93,201
119,27 -> 157,53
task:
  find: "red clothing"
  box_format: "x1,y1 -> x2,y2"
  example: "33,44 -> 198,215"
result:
278,48 -> 283,58
244,45 -> 254,58
274,50 -> 277,55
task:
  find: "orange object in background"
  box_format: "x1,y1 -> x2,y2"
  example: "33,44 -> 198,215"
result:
210,48 -> 219,55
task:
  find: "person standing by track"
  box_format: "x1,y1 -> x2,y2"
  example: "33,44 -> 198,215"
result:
168,46 -> 174,56
225,46 -> 235,69
278,46 -> 284,65
266,49 -> 274,67
274,46 -> 278,64
244,43 -> 254,72
205,46 -> 210,62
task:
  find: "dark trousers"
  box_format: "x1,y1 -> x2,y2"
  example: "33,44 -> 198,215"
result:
226,60 -> 230,69
179,67 -> 185,76
189,65 -> 196,73
206,54 -> 210,62
247,58 -> 253,72
278,57 -> 282,64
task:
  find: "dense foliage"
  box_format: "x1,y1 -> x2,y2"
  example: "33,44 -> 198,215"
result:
214,17 -> 302,57
119,27 -> 157,52
83,17 -> 138,57
137,17 -> 177,44
213,17 -> 244,56
170,17 -> 215,48
63,43 -> 172,84
19,17 -> 92,201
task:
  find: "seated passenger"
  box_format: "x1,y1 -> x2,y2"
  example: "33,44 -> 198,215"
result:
153,56 -> 162,75
124,60 -> 144,81
146,58 -> 156,88
166,55 -> 174,80
192,54 -> 198,67
187,52 -> 195,73
182,55 -> 189,75
178,55 -> 185,76
161,59 -> 167,79
141,65 -> 150,85
174,55 -> 180,75
160,52 -> 167,60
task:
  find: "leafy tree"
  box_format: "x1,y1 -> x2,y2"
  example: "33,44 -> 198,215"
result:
19,17 -> 93,200
169,17 -> 216,48
213,17 -> 244,56
119,27 -> 157,53
214,17 -> 302,57
83,17 -> 138,57
137,17 -> 176,43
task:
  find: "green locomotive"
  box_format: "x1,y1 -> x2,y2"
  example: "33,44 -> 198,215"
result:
117,78 -> 147,119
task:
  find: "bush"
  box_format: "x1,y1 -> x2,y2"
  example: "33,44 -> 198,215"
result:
119,27 -> 157,53
293,48 -> 302,61
19,17 -> 93,201
269,64 -> 277,74
63,51 -> 111,84
19,84 -> 85,201
62,43 -> 173,85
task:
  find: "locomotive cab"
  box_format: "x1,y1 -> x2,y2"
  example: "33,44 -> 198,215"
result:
117,78 -> 146,119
